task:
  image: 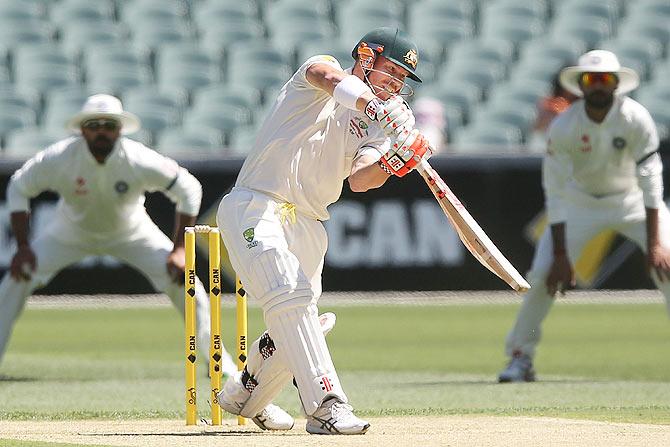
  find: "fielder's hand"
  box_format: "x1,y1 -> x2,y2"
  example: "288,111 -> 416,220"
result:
167,246 -> 186,283
379,128 -> 432,177
365,96 -> 415,137
10,245 -> 36,281
546,253 -> 575,296
647,244 -> 670,282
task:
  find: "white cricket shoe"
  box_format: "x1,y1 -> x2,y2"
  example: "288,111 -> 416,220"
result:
306,397 -> 370,435
498,352 -> 536,383
217,371 -> 294,431
251,404 -> 295,431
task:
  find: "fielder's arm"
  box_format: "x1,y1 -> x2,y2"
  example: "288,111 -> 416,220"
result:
645,207 -> 670,281
10,211 -> 31,249
9,211 -> 36,280
166,212 -> 197,283
545,222 -> 574,295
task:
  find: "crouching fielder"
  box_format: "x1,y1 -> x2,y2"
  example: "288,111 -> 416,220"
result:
0,94 -> 237,377
499,51 -> 670,383
216,27 -> 431,434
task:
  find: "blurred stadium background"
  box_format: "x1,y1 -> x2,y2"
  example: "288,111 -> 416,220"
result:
0,0 -> 667,158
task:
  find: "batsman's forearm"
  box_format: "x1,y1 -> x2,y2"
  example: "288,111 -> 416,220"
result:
550,222 -> 567,255
349,155 -> 390,192
10,211 -> 31,247
173,213 -> 197,249
645,207 -> 660,248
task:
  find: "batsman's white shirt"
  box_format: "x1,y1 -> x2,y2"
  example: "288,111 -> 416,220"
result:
7,136 -> 201,242
236,55 -> 389,221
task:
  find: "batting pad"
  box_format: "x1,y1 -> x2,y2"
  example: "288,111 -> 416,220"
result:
265,304 -> 346,415
240,312 -> 337,417
240,332 -> 294,417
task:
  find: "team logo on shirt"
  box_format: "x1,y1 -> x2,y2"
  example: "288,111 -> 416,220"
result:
74,176 -> 88,195
349,118 -> 369,138
579,134 -> 592,153
243,228 -> 258,249
612,137 -> 626,150
114,181 -> 129,194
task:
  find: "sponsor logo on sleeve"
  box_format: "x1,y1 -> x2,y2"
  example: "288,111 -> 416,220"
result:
348,118 -> 369,138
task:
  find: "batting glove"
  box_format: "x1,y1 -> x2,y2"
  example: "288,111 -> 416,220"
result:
365,96 -> 415,137
379,128 -> 432,177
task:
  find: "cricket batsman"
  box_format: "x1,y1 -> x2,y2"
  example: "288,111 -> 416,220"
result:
215,27 -> 432,434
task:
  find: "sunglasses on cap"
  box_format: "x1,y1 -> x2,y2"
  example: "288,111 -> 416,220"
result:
82,119 -> 120,131
579,72 -> 618,88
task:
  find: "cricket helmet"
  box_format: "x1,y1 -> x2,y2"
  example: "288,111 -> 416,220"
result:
352,27 -> 422,82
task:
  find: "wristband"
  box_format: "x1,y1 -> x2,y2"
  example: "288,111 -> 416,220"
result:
332,75 -> 371,111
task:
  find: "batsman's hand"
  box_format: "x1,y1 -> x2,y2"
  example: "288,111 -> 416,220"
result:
379,128 -> 432,177
546,253 -> 575,296
167,246 -> 186,283
10,245 -> 36,281
365,96 -> 415,137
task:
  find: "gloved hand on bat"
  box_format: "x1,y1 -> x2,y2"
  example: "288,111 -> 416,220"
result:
366,96 -> 415,138
378,127 -> 432,177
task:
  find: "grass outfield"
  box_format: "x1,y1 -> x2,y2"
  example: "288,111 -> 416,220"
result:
0,301 -> 669,425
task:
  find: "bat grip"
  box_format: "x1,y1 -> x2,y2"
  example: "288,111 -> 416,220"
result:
416,159 -> 431,174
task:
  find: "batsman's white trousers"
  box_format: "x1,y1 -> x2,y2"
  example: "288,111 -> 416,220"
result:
217,187 -> 347,415
0,215 -> 212,365
506,188 -> 670,358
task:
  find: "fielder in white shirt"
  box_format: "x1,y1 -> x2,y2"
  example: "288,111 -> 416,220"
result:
499,51 -> 670,383
215,27 -> 432,435
0,95 -> 238,377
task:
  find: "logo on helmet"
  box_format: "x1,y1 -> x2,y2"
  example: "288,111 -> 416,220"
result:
357,42 -> 383,70
404,49 -> 418,69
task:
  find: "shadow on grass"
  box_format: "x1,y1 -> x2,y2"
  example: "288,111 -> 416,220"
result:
0,374 -> 38,382
390,377 -> 602,387
0,374 -> 157,383
82,431 -> 265,437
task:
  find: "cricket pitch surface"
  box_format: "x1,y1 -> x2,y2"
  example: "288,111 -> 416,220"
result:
2,416 -> 670,447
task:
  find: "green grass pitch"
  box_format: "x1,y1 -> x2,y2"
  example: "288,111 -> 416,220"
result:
0,301 -> 669,425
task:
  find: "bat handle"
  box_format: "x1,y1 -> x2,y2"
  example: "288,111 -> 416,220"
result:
417,158 -> 431,174
415,142 -> 435,175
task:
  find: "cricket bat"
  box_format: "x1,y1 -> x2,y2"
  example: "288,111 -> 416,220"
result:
416,159 -> 531,292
